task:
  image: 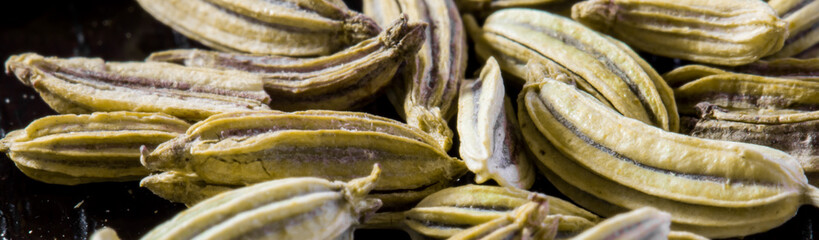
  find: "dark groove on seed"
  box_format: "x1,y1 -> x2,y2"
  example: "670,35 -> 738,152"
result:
784,21 -> 819,45
508,22 -> 659,125
781,0 -> 815,19
536,90 -> 775,186
35,61 -> 269,103
489,33 -> 618,111
203,0 -> 337,34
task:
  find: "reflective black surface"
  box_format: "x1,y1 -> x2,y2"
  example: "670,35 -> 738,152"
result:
0,1 -> 815,239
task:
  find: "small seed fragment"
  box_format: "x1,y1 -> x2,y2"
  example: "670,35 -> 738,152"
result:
91,227 -> 121,240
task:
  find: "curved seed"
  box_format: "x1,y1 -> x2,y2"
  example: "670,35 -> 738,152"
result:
136,0 -> 380,56
364,0 -> 467,151
141,165 -> 383,240
142,110 -> 466,209
448,196 -> 558,240
472,9 -> 672,131
570,207 -> 671,240
401,185 -> 598,239
673,73 -> 819,116
4,53 -> 271,121
0,112 -> 189,185
520,106 -> 808,238
527,79 -> 804,206
572,0 -> 788,65
767,0 -> 819,58
518,76 -> 819,237
687,103 -> 819,173
663,59 -> 819,88
141,171 -> 453,210
140,171 -> 237,206
147,16 -> 427,111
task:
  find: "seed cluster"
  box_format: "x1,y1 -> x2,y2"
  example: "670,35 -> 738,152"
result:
2,0 -> 819,239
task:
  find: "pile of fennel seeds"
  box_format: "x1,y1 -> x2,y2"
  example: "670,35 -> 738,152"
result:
0,0 -> 816,239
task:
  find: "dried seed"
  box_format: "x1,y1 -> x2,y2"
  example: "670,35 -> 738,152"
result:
469,9 -> 674,131
0,112 -> 189,185
521,101 -> 809,238
767,0 -> 819,58
401,185 -> 598,239
673,73 -> 819,116
448,196 -> 558,240
141,165 -> 383,240
663,59 -> 819,88
518,71 -> 819,237
686,103 -> 819,173
142,110 -> 466,209
140,171 -> 237,206
572,0 -> 788,65
364,0 -> 467,151
147,16 -> 426,112
457,58 -> 534,189
4,53 -> 271,121
136,0 -> 380,56
570,207 -> 671,240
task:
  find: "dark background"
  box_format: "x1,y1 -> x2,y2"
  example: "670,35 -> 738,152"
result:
0,1 -> 816,239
